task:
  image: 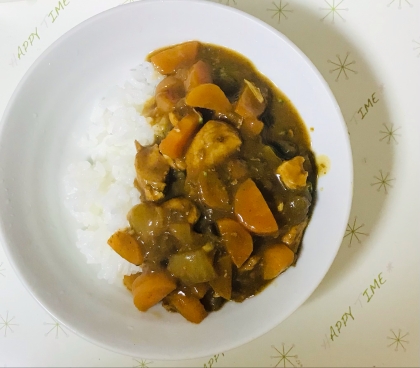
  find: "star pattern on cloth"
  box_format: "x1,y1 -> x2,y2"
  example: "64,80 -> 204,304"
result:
328,52 -> 357,81
44,318 -> 69,338
267,1 -> 293,23
133,359 -> 153,368
371,170 -> 395,194
218,0 -> 237,5
271,344 -> 302,367
379,123 -> 401,144
387,329 -> 409,351
344,217 -> 368,246
0,312 -> 18,337
387,0 -> 413,9
320,0 -> 348,23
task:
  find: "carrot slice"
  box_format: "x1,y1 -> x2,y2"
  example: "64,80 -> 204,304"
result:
166,292 -> 208,324
262,244 -> 295,280
188,283 -> 210,299
132,272 -> 177,312
234,178 -> 279,235
185,83 -> 231,112
241,117 -> 264,137
107,231 -> 143,265
234,79 -> 266,118
149,41 -> 199,75
184,60 -> 213,91
159,112 -> 201,159
209,255 -> 232,300
216,218 -> 253,268
123,273 -> 141,291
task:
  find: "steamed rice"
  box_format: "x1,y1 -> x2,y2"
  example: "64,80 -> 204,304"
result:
63,62 -> 163,284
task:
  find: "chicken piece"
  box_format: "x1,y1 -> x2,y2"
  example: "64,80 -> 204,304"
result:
142,97 -> 157,118
185,120 -> 242,173
281,218 -> 308,253
161,154 -> 187,171
276,156 -> 308,190
162,197 -> 200,224
135,144 -> 170,201
155,76 -> 185,113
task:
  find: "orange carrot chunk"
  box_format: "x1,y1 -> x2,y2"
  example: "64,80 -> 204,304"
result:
234,178 -> 279,235
234,79 -> 266,118
188,283 -> 210,299
159,112 -> 201,159
185,83 -> 231,112
209,255 -> 232,300
216,218 -> 253,268
166,292 -> 208,324
184,60 -> 213,91
262,244 -> 295,280
150,41 -> 199,75
123,273 -> 142,291
240,117 -> 264,137
107,231 -> 143,265
132,272 -> 177,312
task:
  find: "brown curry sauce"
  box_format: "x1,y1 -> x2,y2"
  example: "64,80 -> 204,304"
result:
108,42 -> 317,322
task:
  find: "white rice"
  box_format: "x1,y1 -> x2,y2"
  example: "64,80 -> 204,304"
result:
63,62 -> 163,284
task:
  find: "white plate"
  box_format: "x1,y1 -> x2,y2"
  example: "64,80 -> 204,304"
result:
0,0 -> 352,360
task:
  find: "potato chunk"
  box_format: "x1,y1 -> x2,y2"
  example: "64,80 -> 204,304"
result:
168,249 -> 217,285
162,197 -> 200,225
198,171 -> 231,211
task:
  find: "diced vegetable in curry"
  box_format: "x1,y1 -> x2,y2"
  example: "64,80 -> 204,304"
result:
107,41 -> 317,323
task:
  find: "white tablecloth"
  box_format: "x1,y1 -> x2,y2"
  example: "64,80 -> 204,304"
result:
0,0 -> 419,366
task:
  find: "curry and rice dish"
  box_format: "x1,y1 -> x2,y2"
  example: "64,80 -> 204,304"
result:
104,41 -> 317,323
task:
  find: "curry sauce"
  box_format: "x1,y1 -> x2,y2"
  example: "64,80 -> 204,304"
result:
107,41 -> 317,323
